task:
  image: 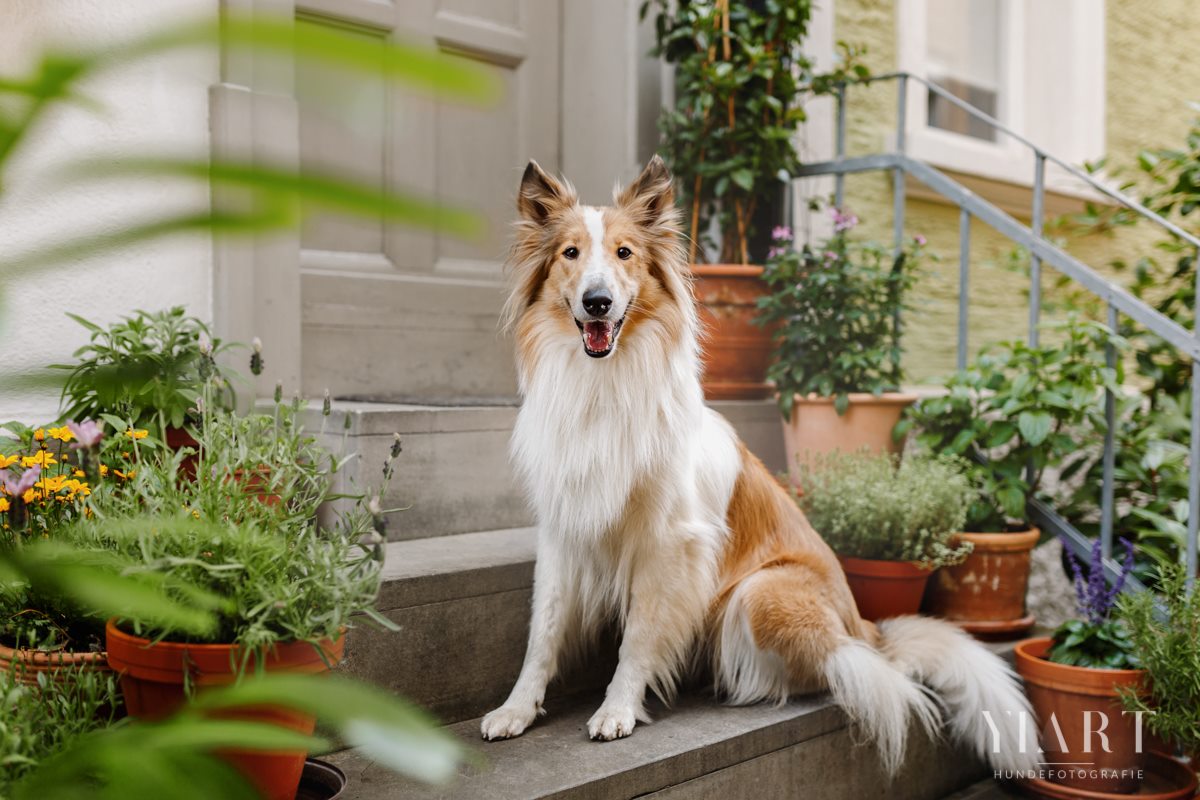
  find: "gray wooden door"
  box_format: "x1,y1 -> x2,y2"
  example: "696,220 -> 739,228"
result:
295,0 -> 561,402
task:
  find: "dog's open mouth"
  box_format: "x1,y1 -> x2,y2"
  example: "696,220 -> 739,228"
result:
575,317 -> 624,358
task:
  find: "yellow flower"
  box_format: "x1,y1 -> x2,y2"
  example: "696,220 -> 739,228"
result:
22,488 -> 40,504
99,465 -> 109,477
47,426 -> 74,443
0,498 -> 8,512
113,469 -> 136,480
33,428 -> 45,442
73,470 -> 85,478
0,455 -> 17,469
21,452 -> 57,468
191,510 -> 200,519
125,429 -> 149,440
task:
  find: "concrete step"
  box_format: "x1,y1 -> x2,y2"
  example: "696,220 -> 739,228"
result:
306,400 -> 787,541
327,693 -> 987,800
336,527 -> 616,725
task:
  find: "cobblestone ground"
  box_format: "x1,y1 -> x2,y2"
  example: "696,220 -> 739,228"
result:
1027,538 -> 1077,630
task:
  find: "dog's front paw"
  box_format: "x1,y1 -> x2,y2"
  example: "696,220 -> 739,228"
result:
481,704 -> 537,741
587,705 -> 637,741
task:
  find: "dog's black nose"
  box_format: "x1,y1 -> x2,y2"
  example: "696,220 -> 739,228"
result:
582,288 -> 612,317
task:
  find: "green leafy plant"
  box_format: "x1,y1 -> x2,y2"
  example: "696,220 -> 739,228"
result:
1047,538 -> 1139,670
1117,563 -> 1200,756
757,221 -> 924,417
0,666 -> 121,794
52,307 -> 233,436
901,317 -> 1124,532
795,450 -> 975,568
643,0 -> 865,264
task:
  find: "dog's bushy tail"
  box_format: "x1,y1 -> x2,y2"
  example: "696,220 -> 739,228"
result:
822,637 -> 941,776
875,615 -> 1039,774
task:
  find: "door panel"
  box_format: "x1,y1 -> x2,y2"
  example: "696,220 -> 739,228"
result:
295,0 -> 561,401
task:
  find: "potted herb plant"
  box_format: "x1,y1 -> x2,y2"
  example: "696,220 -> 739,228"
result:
1013,539 -> 1160,796
79,392 -> 397,800
1118,563 -> 1200,776
796,450 -> 973,621
52,307 -> 234,470
904,318 -> 1123,636
645,0 -> 862,399
759,222 -> 924,482
0,420 -> 112,684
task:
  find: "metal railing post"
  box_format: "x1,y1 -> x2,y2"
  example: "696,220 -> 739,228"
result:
958,208 -> 970,370
1029,154 -> 1046,347
1101,303 -> 1118,560
1190,246 -> 1200,584
893,75 -> 907,256
835,82 -> 846,209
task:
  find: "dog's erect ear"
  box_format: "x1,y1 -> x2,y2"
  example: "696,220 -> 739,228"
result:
616,154 -> 675,226
517,160 -> 574,222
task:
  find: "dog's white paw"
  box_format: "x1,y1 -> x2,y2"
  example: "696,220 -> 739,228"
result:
480,704 -> 537,740
587,705 -> 637,741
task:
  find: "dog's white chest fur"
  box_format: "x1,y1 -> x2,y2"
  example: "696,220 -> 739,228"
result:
512,340 -> 704,542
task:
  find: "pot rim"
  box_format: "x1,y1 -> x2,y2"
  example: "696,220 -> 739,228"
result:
837,555 -> 933,577
691,263 -> 764,278
1014,636 -> 1146,694
953,528 -> 1041,551
105,619 -> 344,655
0,640 -> 107,666
785,391 -> 920,406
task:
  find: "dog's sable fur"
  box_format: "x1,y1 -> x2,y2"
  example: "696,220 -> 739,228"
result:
482,156 -> 1037,775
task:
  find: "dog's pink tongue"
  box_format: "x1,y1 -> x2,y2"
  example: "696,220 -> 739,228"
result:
584,321 -> 614,351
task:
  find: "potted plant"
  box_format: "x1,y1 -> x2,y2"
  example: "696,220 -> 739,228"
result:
759,222 -> 924,481
1012,539 -> 1174,797
52,307 -> 235,471
645,0 -> 861,399
903,317 -> 1123,636
795,450 -> 973,621
0,420 -> 112,684
75,391 -> 398,800
1118,562 -> 1200,775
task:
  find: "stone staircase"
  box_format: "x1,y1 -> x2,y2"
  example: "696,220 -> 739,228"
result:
307,400 -> 997,799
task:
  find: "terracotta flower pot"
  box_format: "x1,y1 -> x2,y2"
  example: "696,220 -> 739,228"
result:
164,425 -> 200,479
923,528 -> 1040,638
837,556 -> 932,621
1015,637 -> 1150,795
782,392 -> 918,485
0,641 -> 111,686
106,620 -> 344,800
692,264 -> 774,400
232,466 -> 281,507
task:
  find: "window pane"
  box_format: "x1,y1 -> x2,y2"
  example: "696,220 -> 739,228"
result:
925,0 -> 1001,142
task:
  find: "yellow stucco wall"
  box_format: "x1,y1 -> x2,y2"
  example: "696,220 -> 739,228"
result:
832,0 -> 1200,381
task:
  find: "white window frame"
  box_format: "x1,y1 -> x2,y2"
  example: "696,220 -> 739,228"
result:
896,0 -> 1106,198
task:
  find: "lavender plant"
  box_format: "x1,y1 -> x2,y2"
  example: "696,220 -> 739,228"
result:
1047,537 -> 1140,670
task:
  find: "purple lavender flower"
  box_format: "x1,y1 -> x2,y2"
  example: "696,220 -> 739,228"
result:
66,419 -> 103,449
1066,537 -> 1136,624
830,207 -> 858,233
771,226 -> 792,242
0,466 -> 41,498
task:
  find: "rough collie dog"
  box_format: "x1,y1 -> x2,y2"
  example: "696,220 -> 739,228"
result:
481,155 -> 1037,776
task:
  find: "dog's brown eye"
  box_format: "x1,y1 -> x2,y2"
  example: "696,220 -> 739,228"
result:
563,246 -> 579,260
617,246 -> 632,260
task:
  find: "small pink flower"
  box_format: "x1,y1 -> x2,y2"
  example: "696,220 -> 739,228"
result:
914,234 -> 927,246
830,207 -> 858,232
823,250 -> 838,261
767,246 -> 788,259
771,226 -> 793,242
67,419 -> 104,449
0,466 -> 41,497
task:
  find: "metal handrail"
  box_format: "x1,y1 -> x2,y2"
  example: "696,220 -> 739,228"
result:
858,71 -> 1200,251
796,71 -> 1200,587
